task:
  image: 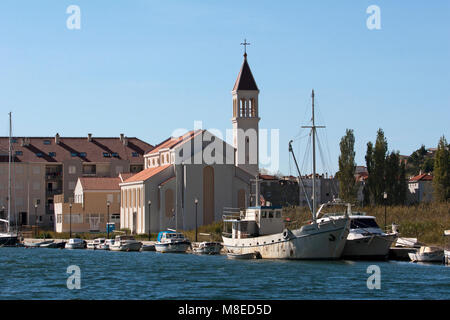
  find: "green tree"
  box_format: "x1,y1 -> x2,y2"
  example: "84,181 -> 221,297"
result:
385,151 -> 407,205
337,129 -> 356,202
372,129 -> 388,205
433,135 -> 450,202
365,141 -> 374,205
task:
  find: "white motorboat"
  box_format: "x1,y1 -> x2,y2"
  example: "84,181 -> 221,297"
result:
86,238 -> 106,250
227,252 -> 257,260
318,214 -> 398,260
408,246 -> 444,262
222,202 -> 350,260
109,235 -> 142,252
96,239 -> 114,250
140,244 -> 156,251
155,230 -> 191,253
65,238 -> 86,249
193,241 -> 223,255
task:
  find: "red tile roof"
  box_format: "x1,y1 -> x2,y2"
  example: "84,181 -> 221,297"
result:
409,173 -> 433,182
0,136 -> 153,163
123,164 -> 172,183
119,172 -> 135,182
79,177 -> 121,191
259,174 -> 278,180
145,130 -> 203,156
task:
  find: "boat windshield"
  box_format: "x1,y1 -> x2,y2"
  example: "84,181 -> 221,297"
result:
350,218 -> 379,229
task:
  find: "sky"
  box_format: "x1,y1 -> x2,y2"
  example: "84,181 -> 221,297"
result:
0,0 -> 449,176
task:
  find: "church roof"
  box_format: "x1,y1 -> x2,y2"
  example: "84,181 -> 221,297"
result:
232,55 -> 258,91
123,164 -> 172,183
145,130 -> 204,156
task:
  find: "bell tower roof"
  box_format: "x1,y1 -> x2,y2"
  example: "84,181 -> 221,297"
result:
232,54 -> 259,91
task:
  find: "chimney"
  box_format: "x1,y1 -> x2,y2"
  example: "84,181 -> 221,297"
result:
55,133 -> 60,144
120,133 -> 124,142
87,133 -> 92,142
20,138 -> 30,147
123,136 -> 128,146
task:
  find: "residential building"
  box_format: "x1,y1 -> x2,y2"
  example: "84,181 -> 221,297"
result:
407,173 -> 433,204
54,175 -> 124,233
0,134 -> 153,229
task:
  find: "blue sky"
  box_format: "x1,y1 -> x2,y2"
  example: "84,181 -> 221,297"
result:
1,0 -> 449,175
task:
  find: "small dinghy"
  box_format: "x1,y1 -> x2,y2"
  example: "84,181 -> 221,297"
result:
227,252 -> 258,260
40,241 -> 65,249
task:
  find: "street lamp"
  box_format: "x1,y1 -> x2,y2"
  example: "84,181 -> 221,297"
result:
34,203 -> 38,238
148,200 -> 152,241
106,201 -> 111,239
194,198 -> 198,243
69,202 -> 72,238
383,192 -> 388,232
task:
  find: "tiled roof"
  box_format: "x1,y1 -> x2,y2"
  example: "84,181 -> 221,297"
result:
123,164 -> 172,183
119,172 -> 135,182
232,55 -> 258,91
145,130 -> 203,156
0,136 -> 153,163
409,173 -> 433,182
79,177 -> 121,191
259,174 -> 278,180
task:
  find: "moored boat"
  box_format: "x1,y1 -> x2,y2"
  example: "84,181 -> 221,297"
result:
65,238 -> 86,249
408,246 -> 444,263
86,238 -> 106,250
318,213 -> 398,260
193,241 -> 223,255
109,235 -> 142,252
155,230 -> 191,253
227,252 -> 257,260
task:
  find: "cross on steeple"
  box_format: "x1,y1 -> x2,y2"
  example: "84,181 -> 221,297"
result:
240,38 -> 250,57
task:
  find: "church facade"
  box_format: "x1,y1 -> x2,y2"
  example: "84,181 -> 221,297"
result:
119,53 -> 261,234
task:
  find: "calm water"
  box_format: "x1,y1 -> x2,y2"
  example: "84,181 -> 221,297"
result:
0,247 -> 449,300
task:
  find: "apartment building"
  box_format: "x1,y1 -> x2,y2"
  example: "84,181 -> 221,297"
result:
0,134 -> 153,229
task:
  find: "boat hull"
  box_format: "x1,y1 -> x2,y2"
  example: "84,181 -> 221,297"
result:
193,243 -> 223,255
408,251 -> 444,262
0,235 -> 19,247
223,218 -> 349,260
109,242 -> 142,252
65,243 -> 86,249
155,241 -> 190,253
342,233 -> 397,260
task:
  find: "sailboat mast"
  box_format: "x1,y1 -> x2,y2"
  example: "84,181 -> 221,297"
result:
8,112 -> 12,233
311,90 -> 317,220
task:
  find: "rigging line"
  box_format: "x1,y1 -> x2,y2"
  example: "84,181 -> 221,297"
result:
316,134 -> 339,197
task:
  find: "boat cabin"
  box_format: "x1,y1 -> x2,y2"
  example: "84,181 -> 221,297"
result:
223,206 -> 284,239
157,230 -> 186,242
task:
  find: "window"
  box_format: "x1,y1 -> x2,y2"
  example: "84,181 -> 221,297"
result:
43,140 -> 51,145
103,152 -> 111,157
132,152 -> 139,157
112,153 -> 119,157
79,152 -> 86,157
57,214 -> 62,223
49,152 -> 56,157
268,212 -> 273,218
71,152 -> 78,157
262,211 -> 267,218
15,151 -> 23,156
68,166 -> 76,174
68,181 -> 76,190
36,153 -> 43,157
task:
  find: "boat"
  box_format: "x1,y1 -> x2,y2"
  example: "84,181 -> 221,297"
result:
23,240 -> 54,248
86,238 -> 106,250
318,213 -> 398,260
193,241 -> 223,255
40,241 -> 65,249
140,243 -> 156,251
155,230 -> 191,253
444,230 -> 449,265
227,252 -> 257,260
65,238 -> 86,249
96,239 -> 114,250
408,246 -> 444,262
0,113 -> 19,247
192,233 -> 223,255
109,235 -> 142,252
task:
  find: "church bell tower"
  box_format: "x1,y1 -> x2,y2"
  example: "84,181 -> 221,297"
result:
232,44 -> 260,177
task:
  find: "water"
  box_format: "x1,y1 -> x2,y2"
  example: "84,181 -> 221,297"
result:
0,247 -> 449,299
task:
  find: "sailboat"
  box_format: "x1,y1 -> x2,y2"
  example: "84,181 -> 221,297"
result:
222,90 -> 350,259
0,112 -> 19,247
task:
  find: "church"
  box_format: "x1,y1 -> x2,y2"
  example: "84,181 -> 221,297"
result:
119,52 -> 262,234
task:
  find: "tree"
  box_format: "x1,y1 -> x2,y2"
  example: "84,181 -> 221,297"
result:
385,151 -> 407,205
337,129 -> 356,202
365,141 -> 374,205
433,135 -> 450,202
372,129 -> 388,205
